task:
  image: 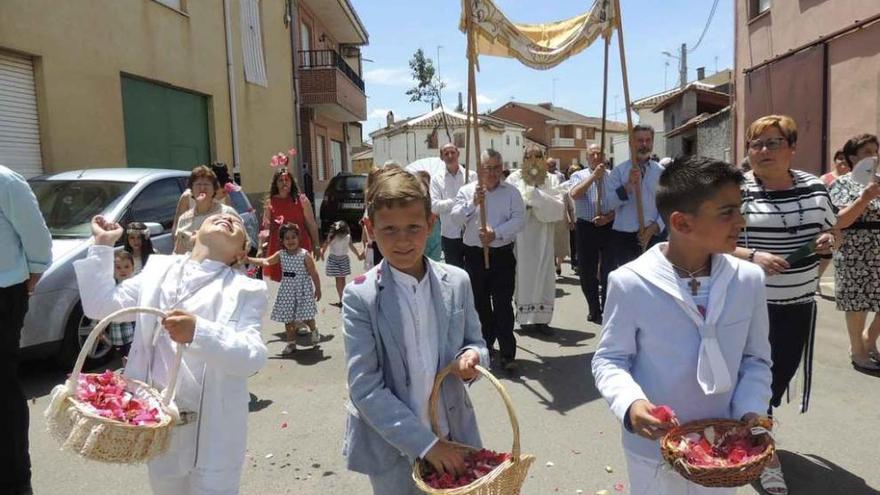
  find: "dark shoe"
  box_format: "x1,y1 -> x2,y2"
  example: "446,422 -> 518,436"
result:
852,358 -> 880,372
555,266 -> 562,276
588,313 -> 602,324
501,358 -> 518,373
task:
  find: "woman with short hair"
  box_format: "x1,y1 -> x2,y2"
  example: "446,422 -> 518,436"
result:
828,133 -> 880,372
732,115 -> 838,495
174,165 -> 239,254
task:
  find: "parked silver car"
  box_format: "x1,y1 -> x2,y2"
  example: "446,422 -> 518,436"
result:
21,168 -> 258,366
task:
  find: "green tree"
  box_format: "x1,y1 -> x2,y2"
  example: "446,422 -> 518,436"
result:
406,48 -> 452,141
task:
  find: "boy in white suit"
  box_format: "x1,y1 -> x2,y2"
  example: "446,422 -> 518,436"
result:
343,167 -> 489,494
74,213 -> 267,495
592,156 -> 773,494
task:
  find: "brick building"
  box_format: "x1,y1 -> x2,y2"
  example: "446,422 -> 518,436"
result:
489,102 -> 627,167
296,0 -> 368,194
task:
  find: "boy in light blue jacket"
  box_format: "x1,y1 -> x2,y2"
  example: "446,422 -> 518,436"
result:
592,156 -> 773,494
342,167 -> 489,494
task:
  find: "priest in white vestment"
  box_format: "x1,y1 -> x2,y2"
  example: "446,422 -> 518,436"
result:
506,151 -> 565,332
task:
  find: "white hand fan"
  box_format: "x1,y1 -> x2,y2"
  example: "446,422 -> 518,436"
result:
850,156 -> 879,186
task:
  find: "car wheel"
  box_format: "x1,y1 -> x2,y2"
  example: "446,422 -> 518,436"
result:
55,303 -> 113,369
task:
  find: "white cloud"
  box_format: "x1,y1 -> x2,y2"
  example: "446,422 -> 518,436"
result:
363,68 -> 410,86
368,108 -> 392,120
477,94 -> 496,105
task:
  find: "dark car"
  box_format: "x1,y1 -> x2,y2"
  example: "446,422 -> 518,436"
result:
319,172 -> 367,240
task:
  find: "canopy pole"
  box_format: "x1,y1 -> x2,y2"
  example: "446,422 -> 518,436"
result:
597,33 -> 610,216
612,0 -> 646,247
465,0 -> 490,268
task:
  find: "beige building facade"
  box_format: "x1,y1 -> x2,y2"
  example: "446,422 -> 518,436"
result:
734,0 -> 880,175
0,0 -> 299,194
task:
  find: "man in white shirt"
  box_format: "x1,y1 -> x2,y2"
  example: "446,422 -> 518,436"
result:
430,143 -> 474,268
451,149 -> 526,371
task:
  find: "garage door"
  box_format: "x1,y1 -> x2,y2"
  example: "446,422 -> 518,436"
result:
0,50 -> 43,178
121,76 -> 211,171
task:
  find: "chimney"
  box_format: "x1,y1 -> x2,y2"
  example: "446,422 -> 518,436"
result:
697,67 -> 706,81
538,102 -> 553,110
386,111 -> 394,128
456,92 -> 464,112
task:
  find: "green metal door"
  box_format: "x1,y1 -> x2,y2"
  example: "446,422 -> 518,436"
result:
121,76 -> 210,170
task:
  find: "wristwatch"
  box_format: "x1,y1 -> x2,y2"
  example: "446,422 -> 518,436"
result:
748,248 -> 758,262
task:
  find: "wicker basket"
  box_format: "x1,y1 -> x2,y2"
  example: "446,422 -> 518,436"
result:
660,418 -> 775,488
412,364 -> 535,494
45,307 -> 184,464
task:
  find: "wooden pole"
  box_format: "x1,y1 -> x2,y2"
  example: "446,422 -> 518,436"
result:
465,0 -> 490,268
612,0 -> 646,247
597,34 -> 610,216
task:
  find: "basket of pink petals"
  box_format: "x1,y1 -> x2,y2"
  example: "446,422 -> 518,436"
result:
661,417 -> 775,487
45,307 -> 183,464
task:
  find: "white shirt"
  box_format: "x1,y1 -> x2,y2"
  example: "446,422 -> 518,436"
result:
329,234 -> 351,257
388,265 -> 447,454
152,257 -> 230,412
430,165 -> 475,239
450,181 -> 526,248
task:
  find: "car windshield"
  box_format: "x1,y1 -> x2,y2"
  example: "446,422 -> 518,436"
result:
28,180 -> 134,238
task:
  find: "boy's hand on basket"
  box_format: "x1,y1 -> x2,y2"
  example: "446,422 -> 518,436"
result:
452,350 -> 480,381
162,310 -> 197,344
628,399 -> 677,440
91,216 -> 124,246
425,440 -> 467,476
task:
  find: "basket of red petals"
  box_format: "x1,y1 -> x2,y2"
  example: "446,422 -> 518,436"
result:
412,364 -> 535,495
45,307 -> 183,464
661,417 -> 775,487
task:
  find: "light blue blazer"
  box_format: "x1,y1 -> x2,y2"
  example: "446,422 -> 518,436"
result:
342,259 -> 490,475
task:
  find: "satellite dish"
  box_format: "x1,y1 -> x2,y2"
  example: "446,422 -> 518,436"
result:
850,156 -> 879,186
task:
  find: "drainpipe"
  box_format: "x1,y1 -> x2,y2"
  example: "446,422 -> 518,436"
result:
289,0 -> 305,187
222,0 -> 242,181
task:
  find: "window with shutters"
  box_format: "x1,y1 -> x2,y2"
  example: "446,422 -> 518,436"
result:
427,130 -> 439,149
454,132 -> 466,148
751,0 -> 770,18
241,0 -> 268,87
152,0 -> 185,12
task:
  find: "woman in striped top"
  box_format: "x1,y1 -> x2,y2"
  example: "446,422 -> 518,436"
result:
732,115 -> 838,495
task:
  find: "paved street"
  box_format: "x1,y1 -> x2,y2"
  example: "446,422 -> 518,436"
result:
23,261 -> 880,495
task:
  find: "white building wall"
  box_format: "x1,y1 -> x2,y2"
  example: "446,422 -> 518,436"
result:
372,125 -> 524,170
635,108 -> 667,159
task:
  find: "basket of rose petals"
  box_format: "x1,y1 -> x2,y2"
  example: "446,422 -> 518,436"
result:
412,364 -> 535,495
45,307 -> 183,464
661,418 -> 775,487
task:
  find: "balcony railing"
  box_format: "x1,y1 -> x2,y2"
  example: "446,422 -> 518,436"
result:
551,137 -> 575,147
299,49 -> 365,91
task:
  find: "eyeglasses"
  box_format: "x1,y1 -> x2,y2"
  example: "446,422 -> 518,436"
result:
748,137 -> 787,151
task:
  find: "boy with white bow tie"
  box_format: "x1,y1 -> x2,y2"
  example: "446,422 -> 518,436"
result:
592,156 -> 773,494
74,214 -> 267,495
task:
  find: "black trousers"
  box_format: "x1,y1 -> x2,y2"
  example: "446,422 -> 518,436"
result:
569,229 -> 578,265
464,245 -> 517,360
607,230 -> 664,272
767,301 -> 817,411
575,220 -> 613,317
441,236 -> 466,268
0,282 -> 30,493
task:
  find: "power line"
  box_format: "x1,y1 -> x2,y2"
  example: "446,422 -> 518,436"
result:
688,0 -> 720,53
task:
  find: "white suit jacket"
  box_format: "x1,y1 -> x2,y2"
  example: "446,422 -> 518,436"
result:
591,244 -> 773,460
73,246 -> 268,483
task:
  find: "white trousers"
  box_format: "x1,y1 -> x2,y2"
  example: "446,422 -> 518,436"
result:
149,468 -> 239,495
625,450 -> 737,495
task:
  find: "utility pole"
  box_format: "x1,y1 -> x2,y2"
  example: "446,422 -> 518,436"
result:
679,43 -> 687,88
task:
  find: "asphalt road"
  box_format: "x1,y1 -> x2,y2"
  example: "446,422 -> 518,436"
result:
22,261 -> 880,495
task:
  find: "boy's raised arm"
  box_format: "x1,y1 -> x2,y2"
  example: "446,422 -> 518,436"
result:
591,271 -> 648,424
342,286 -> 437,460
731,274 -> 773,420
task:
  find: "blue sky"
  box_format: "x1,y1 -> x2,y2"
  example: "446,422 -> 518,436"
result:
351,0 -> 733,137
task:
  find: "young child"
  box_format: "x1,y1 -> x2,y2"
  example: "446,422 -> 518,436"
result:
592,156 -> 773,494
342,167 -> 489,495
321,220 -> 363,306
249,223 -> 321,355
105,251 -> 136,360
124,221 -> 156,274
74,213 -> 267,495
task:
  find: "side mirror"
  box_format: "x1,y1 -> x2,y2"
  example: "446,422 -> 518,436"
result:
143,222 -> 164,236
